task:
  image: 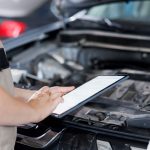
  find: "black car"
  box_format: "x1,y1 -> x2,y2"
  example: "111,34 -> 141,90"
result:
3,0 -> 150,149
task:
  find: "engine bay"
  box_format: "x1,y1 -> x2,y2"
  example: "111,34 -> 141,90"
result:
9,29 -> 150,149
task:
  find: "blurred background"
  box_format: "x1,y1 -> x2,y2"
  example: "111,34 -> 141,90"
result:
1,0 -> 150,39
1,1 -> 150,150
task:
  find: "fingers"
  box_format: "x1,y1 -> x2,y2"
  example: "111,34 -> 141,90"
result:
50,92 -> 63,101
31,87 -> 50,99
31,86 -> 72,106
28,87 -> 67,122
38,86 -> 75,97
49,86 -> 75,94
40,86 -> 50,94
54,96 -> 64,104
47,93 -> 64,112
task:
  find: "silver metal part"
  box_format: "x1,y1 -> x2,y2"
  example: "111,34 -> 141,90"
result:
17,129 -> 61,148
37,58 -> 71,80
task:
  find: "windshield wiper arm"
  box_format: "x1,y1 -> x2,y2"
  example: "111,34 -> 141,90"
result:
102,18 -> 138,31
77,16 -> 136,31
102,18 -> 123,29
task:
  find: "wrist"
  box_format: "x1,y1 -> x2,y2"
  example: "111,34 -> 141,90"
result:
15,87 -> 36,102
28,100 -> 43,123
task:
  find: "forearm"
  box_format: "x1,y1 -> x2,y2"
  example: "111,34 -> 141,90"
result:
14,87 -> 36,102
0,86 -> 74,126
0,88 -> 37,126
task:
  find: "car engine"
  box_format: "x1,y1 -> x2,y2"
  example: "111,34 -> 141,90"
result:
9,29 -> 150,150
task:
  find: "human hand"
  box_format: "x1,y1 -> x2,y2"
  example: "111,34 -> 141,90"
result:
28,86 -> 74,122
49,86 -> 75,95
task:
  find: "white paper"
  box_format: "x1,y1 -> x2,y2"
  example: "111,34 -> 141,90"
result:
53,76 -> 124,116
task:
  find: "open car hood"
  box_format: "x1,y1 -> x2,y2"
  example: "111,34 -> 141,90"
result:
51,0 -> 136,17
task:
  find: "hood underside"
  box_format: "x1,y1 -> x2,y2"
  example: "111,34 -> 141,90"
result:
51,0 -> 138,17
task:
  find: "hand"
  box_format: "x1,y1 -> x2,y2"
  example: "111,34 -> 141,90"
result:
15,86 -> 75,102
28,86 -> 74,122
0,86 -> 74,125
49,86 -> 75,95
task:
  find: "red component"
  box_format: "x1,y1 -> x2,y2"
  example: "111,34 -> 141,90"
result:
0,20 -> 26,38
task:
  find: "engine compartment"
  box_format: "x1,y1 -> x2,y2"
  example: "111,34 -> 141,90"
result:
10,29 -> 150,149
